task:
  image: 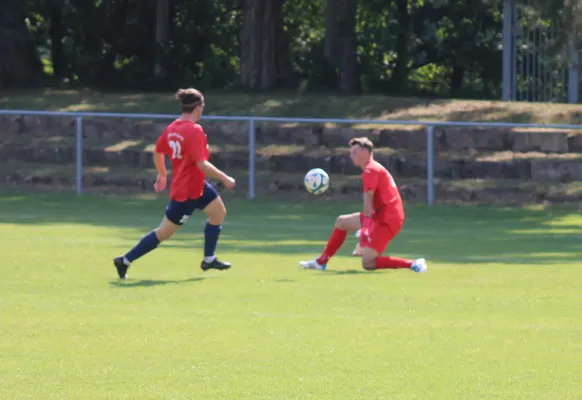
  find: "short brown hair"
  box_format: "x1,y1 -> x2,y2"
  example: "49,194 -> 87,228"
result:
348,137 -> 374,152
175,88 -> 204,113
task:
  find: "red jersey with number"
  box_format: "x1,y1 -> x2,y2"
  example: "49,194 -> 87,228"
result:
155,120 -> 209,201
362,159 -> 405,226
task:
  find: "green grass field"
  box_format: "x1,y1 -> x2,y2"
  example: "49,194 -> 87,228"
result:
1,193 -> 581,399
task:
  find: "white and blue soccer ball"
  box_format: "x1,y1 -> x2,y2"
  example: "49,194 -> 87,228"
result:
304,168 -> 330,195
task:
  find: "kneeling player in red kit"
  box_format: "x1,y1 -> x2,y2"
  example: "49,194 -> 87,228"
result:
299,137 -> 427,273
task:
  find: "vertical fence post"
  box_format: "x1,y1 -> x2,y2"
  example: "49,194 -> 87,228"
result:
426,125 -> 435,206
248,118 -> 256,200
75,116 -> 83,196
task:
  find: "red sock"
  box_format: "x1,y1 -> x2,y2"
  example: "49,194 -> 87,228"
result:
375,256 -> 413,269
316,228 -> 347,265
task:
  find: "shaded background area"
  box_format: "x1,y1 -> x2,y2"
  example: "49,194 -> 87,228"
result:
3,0 -> 579,102
0,191 -> 579,266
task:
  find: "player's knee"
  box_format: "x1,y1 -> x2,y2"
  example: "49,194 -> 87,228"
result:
361,257 -> 376,271
209,205 -> 226,224
156,218 -> 180,241
154,227 -> 173,242
216,208 -> 226,224
334,214 -> 349,229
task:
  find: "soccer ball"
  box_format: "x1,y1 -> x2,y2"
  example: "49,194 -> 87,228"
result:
304,168 -> 330,195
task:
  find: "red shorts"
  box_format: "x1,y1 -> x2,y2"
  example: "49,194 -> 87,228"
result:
360,213 -> 402,254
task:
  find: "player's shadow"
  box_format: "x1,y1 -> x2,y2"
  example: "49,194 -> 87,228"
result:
322,269 -> 369,275
109,277 -> 205,288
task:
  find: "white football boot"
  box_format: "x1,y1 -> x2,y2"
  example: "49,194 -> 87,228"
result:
410,258 -> 427,273
299,259 -> 327,271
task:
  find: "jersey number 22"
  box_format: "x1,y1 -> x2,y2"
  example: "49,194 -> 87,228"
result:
169,140 -> 182,159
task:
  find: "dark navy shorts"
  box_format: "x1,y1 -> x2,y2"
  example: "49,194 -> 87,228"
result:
165,181 -> 219,225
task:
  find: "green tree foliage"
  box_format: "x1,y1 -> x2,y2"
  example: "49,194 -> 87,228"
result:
0,0 -> 566,98
0,1 -> 43,87
528,0 -> 582,66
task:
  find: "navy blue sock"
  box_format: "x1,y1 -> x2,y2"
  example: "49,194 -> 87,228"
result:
204,222 -> 222,258
125,231 -> 160,263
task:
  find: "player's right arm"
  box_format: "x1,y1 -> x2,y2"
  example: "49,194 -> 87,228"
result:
359,168 -> 379,245
362,167 -> 379,212
362,191 -> 374,218
189,128 -> 236,189
153,130 -> 170,192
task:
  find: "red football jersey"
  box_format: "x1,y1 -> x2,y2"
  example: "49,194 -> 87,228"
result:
155,119 -> 209,201
361,159 -> 405,226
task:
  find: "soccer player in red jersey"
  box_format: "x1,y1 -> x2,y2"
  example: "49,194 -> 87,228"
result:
299,137 -> 427,273
113,88 -> 236,279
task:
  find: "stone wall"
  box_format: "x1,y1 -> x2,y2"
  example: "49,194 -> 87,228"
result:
2,114 -> 582,204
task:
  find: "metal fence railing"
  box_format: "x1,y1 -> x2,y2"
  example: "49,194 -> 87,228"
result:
2,109 -> 582,206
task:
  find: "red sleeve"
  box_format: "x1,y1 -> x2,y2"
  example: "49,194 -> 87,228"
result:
362,168 -> 379,192
155,129 -> 170,155
187,125 -> 207,162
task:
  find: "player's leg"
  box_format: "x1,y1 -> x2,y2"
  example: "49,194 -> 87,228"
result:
361,223 -> 427,272
112,200 -> 192,279
299,212 -> 361,270
199,182 -> 231,271
352,230 -> 363,256
362,247 -> 416,270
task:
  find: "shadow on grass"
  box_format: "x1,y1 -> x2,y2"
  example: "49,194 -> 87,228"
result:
109,277 -> 205,288
322,269 -> 369,275
0,191 -> 580,265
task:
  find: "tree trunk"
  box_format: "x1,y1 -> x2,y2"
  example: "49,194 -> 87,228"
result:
324,0 -> 359,93
0,3 -> 43,87
450,65 -> 465,95
324,1 -> 340,67
392,0 -> 410,89
340,36 -> 359,93
240,0 -> 289,89
48,0 -> 65,80
155,0 -> 169,78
